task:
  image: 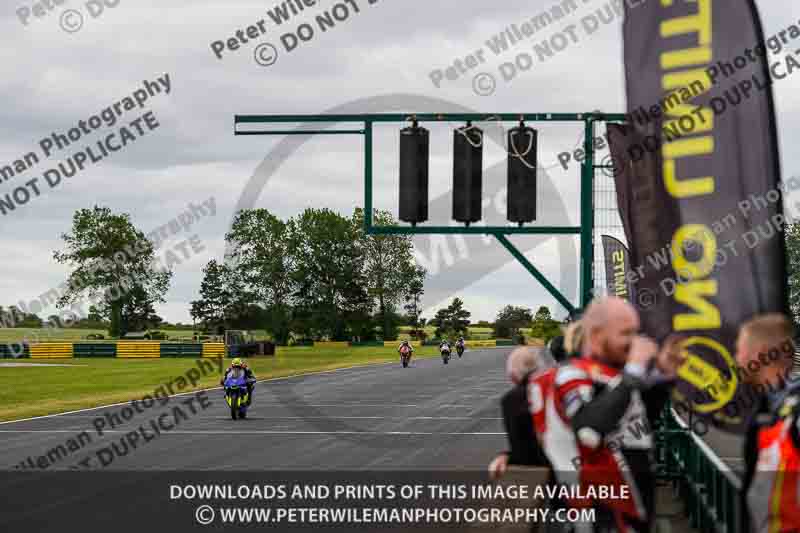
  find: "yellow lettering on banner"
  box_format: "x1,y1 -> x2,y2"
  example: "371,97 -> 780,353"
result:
661,46 -> 712,70
674,281 -> 720,330
663,137 -> 714,161
672,224 -> 716,279
661,69 -> 715,197
662,70 -> 713,98
660,0 -> 711,45
663,153 -> 714,197
677,337 -> 738,412
661,76 -> 714,134
659,0 -> 738,419
613,252 -> 627,297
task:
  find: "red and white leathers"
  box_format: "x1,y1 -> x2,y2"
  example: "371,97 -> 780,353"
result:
529,358 -> 659,531
745,388 -> 800,533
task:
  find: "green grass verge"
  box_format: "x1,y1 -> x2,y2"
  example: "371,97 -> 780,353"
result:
0,345 -> 443,422
0,327 -> 197,343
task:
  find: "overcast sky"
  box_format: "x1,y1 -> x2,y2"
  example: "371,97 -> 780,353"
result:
2,0 -> 799,325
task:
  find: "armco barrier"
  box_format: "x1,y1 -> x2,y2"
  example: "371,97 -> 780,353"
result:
73,343 -> 116,357
161,343 -> 203,357
202,343 -> 225,358
29,343 -> 73,358
116,342 -> 161,358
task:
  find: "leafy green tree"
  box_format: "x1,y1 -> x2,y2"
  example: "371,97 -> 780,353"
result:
114,285 -> 163,332
430,297 -> 471,339
290,208 -> 370,341
226,209 -> 294,344
0,306 -> 42,328
352,208 -> 423,341
529,305 -> 562,343
53,206 -> 171,337
190,260 -> 235,334
403,267 -> 426,339
494,305 -> 533,338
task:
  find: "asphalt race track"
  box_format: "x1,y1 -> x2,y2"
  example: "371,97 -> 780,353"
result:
1,348 -> 512,471
0,346 -> 744,474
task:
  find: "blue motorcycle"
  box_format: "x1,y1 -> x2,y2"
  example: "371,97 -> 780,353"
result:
224,368 -> 251,420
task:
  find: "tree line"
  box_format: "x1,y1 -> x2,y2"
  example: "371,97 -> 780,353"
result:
189,207 -> 425,344
15,200 -> 768,345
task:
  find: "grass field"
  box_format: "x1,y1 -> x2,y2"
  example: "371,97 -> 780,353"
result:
0,345 -> 446,422
1,327 -> 505,343
0,327 -> 197,343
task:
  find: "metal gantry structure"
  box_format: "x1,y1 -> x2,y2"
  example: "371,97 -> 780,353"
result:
234,112 -> 626,315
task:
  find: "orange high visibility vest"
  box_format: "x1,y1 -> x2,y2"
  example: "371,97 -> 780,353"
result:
747,395 -> 800,533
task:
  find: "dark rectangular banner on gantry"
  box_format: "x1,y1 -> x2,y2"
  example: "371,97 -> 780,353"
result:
618,0 -> 787,431
601,235 -> 634,303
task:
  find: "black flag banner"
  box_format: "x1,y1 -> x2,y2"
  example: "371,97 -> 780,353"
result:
618,0 -> 788,431
601,235 -> 634,303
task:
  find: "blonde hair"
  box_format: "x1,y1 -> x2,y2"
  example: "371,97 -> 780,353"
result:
564,321 -> 584,355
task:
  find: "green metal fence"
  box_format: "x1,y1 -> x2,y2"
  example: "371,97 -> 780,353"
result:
655,406 -> 743,533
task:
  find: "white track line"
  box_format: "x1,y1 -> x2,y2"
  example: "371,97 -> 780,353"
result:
0,416 -> 501,423
0,356 -> 475,426
0,430 -> 505,435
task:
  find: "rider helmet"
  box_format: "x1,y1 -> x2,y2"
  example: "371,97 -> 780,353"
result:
232,358 -> 243,367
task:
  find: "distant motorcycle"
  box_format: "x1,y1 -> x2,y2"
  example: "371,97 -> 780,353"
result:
456,342 -> 464,358
224,368 -> 251,420
400,345 -> 412,368
440,345 -> 451,365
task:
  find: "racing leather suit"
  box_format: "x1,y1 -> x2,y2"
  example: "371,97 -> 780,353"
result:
221,365 -> 257,405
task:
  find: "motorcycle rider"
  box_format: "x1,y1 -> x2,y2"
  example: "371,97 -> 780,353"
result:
440,339 -> 451,356
220,357 -> 257,405
456,336 -> 465,352
398,340 -> 414,361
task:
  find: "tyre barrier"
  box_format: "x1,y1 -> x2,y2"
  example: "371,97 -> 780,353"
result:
0,342 -> 227,359
74,343 -> 117,357
202,342 -> 225,358
29,342 -> 73,358
116,341 -> 161,358
0,342 -> 30,358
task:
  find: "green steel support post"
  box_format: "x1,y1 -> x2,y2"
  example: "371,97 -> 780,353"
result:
496,234 -> 576,315
580,117 -> 596,308
364,120 -> 373,228
234,112 -> 628,315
